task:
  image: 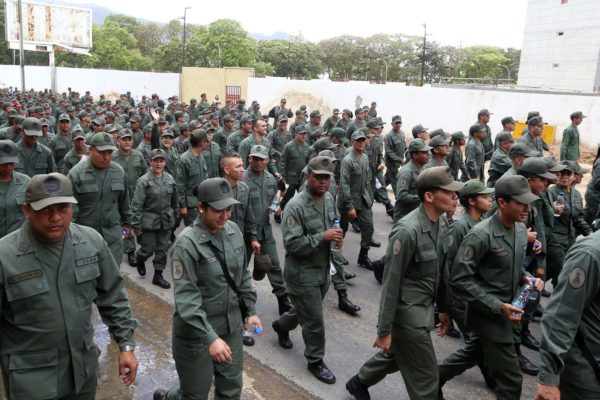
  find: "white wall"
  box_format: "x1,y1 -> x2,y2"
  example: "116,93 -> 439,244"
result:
249,77 -> 600,148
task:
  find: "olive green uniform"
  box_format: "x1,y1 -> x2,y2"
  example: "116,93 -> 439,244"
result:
487,148 -> 512,188
61,147 -> 89,176
202,141 -> 222,178
214,127 -> 234,154
48,132 -> 73,171
517,131 -> 548,154
277,189 -> 337,362
366,135 -> 391,206
480,122 -> 493,161
131,171 -> 178,273
446,144 -> 469,182
238,135 -> 278,175
164,220 -> 256,400
229,181 -> 258,243
175,149 -> 208,226
0,171 -> 30,238
0,222 -> 136,399
15,141 -> 56,177
392,160 -> 421,222
585,158 -> 600,224
538,231 -> 600,398
68,158 -> 132,265
465,139 -> 485,182
279,140 -> 310,210
225,131 -> 250,155
560,124 -> 580,161
383,129 -> 406,195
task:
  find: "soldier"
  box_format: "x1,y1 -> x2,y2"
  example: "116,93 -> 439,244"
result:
0,140 -> 30,238
215,115 -> 235,154
423,134 -> 450,169
175,129 -> 210,227
153,178 -> 261,400
159,130 -> 179,177
16,117 -> 56,178
305,110 -> 323,138
347,167 -> 462,400
487,132 -> 515,188
267,115 -> 293,164
62,126 -> 89,175
518,116 -> 548,154
0,173 -> 138,399
560,111 -> 585,161
384,115 -> 406,196
411,124 -> 429,141
500,142 -> 540,180
366,101 -> 377,121
272,156 -> 344,384
334,109 -> 352,132
439,175 -> 543,400
323,108 -> 340,133
226,115 -> 253,155
465,123 -> 485,182
392,139 -> 431,222
446,131 -> 468,181
202,126 -> 222,178
493,116 -> 516,149
475,108 -> 493,160
238,118 -> 279,176
38,118 -> 52,147
279,124 -> 310,212
68,132 -> 132,265
243,144 -> 291,309
49,113 -> 73,171
346,108 -> 366,140
131,149 -> 177,289
112,128 -> 147,267
268,98 -> 293,127
173,123 -> 191,154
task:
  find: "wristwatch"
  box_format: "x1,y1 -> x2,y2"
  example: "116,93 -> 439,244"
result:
120,345 -> 135,352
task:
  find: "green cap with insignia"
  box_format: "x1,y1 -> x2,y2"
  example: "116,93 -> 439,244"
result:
191,129 -> 208,141
118,128 -> 133,138
570,111 -> 586,119
517,157 -> 556,180
366,120 -> 383,129
509,142 -> 539,158
495,132 -> 514,143
0,139 -> 18,164
416,166 -> 465,192
22,117 -> 42,136
495,175 -> 539,203
459,179 -> 494,197
307,156 -> 335,176
313,137 -> 336,153
408,138 -> 432,153
250,145 -> 269,159
451,131 -> 465,141
58,113 -> 70,122
318,149 -> 337,161
428,134 -> 450,147
150,148 -> 167,160
25,172 -> 77,211
195,178 -> 240,210
544,156 -> 566,173
351,130 -> 367,141
89,131 -> 117,151
329,127 -> 346,139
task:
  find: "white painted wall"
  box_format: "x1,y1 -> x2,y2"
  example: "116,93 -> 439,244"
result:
249,77 -> 600,148
518,0 -> 600,93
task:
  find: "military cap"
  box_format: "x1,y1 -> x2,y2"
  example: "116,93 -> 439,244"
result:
543,157 -> 566,173
495,175 -> 539,203
294,125 -> 308,134
469,124 -> 484,135
238,99 -> 246,104
526,111 -> 540,121
188,121 -> 201,130
575,163 -> 589,175
158,117 -> 168,124
451,131 -> 465,140
77,111 -> 89,119
307,156 -> 335,176
33,105 -> 44,114
161,130 -> 175,138
408,138 -> 432,153
103,124 -> 118,133
211,102 -> 219,108
66,106 -> 75,112
6,109 -> 17,117
517,157 -> 556,180
179,123 -> 189,132
333,108 -> 340,113
250,145 -> 269,159
354,108 -> 363,115
295,109 -> 304,116
509,142 -> 539,158
311,129 -> 325,139
58,113 -> 70,121
416,166 -> 464,192
129,115 -> 141,123
429,129 -> 447,139
40,118 -> 49,127
209,112 -> 219,120
190,98 -> 197,103
412,124 -> 428,135
0,140 -> 18,164
528,116 -> 544,127
25,172 -> 78,210
318,149 -> 337,161
72,128 -> 85,140
478,108 -> 492,116
570,111 -> 586,119
313,137 -> 337,153
280,98 -> 287,103
240,115 -> 252,124
195,178 -> 240,210
501,116 -> 516,125
197,116 -> 207,124
329,127 -> 346,139
90,132 -> 117,151
261,114 -> 269,121
496,132 -> 515,143
205,125 -> 216,133
22,117 -> 42,136
118,128 -> 133,138
299,105 -> 307,111
342,108 -> 352,115
459,179 -> 494,197
278,115 -> 289,122
143,123 -> 153,133
253,252 -> 272,281
351,130 -> 367,141
191,129 -> 208,141
104,111 -> 115,119
367,120 -> 383,129
429,134 -> 450,147
558,160 -> 577,173
392,115 -> 402,123
223,114 -> 234,122
310,110 -> 322,118
92,117 -> 105,126
150,148 -> 168,160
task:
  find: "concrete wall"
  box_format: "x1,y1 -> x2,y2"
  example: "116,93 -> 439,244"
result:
249,77 -> 600,148
181,67 -> 254,104
518,0 -> 600,93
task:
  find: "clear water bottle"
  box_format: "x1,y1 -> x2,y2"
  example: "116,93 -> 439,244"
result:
269,191 -> 283,213
331,219 -> 341,251
553,192 -> 565,217
243,324 -> 262,337
511,278 -> 538,316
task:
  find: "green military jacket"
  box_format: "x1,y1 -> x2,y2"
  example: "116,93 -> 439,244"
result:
267,128 -> 293,158
243,169 -> 278,242
338,149 -> 373,211
282,190 -> 338,293
279,140 -> 310,185
16,142 -> 57,177
230,181 -> 258,242
323,116 -> 339,133
423,156 -> 448,170
447,212 -> 479,268
378,205 -> 451,335
214,127 -> 234,155
394,160 -> 422,220
61,148 -> 89,176
0,222 -> 136,398
384,129 -> 406,167
225,130 -> 250,155
112,149 -> 147,196
334,118 -> 350,132
171,220 -> 256,346
238,134 -> 278,175
175,149 -> 208,209
365,136 -> 384,174
451,213 -> 529,343
479,122 -> 493,160
136,141 -> 152,164
160,146 -> 179,177
465,139 -> 485,180
487,148 -> 512,188
68,159 -> 132,229
345,119 -> 365,140
547,185 -> 591,245
560,124 -> 579,161
48,132 -> 73,170
446,144 -> 468,181
538,231 -> 600,387
174,135 -> 190,155
202,141 -> 222,178
517,131 -> 548,153
131,171 -> 178,231
0,171 -> 29,238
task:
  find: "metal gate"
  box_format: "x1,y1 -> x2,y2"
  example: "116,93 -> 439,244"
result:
225,86 -> 241,105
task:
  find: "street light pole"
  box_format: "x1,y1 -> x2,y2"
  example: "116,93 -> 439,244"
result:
181,7 -> 191,72
216,43 -> 222,68
420,23 -> 426,86
497,64 -> 511,82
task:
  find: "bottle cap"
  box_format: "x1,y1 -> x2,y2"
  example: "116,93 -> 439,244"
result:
254,325 -> 262,334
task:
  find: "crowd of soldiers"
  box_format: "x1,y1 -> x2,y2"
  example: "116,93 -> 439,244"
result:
0,86 -> 598,400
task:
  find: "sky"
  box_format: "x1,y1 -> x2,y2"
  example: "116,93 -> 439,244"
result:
65,0 -> 528,49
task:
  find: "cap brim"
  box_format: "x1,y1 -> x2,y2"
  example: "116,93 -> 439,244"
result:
548,164 -> 566,172
537,172 -> 558,180
207,197 -> 240,210
511,192 -> 539,204
525,150 -> 540,157
249,153 -> 268,159
440,181 -> 465,192
476,187 -> 495,194
309,169 -> 334,177
0,156 -> 18,164
24,129 -> 42,136
577,168 -> 590,174
30,196 -> 77,211
94,144 -> 117,151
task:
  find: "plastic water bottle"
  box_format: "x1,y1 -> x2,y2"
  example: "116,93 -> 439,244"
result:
269,191 -> 283,213
331,219 -> 341,251
243,325 -> 262,337
511,278 -> 538,316
553,192 -> 565,217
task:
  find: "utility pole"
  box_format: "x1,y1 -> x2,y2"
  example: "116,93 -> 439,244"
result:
216,43 -> 222,68
420,23 -> 426,86
18,0 -> 25,92
181,7 -> 191,71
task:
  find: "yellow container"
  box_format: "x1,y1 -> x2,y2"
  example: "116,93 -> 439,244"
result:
513,122 -> 557,145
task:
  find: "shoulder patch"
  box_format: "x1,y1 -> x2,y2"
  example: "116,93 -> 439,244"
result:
286,216 -> 295,228
172,260 -> 184,280
463,245 -> 474,261
393,239 -> 401,255
399,179 -> 407,189
568,267 -> 586,289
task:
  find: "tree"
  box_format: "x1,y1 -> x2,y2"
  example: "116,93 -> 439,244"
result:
152,39 -> 183,72
257,39 -> 323,79
84,21 -> 150,71
104,14 -> 140,35
318,35 -> 365,80
134,22 -> 163,58
252,61 -> 275,77
463,46 -> 510,81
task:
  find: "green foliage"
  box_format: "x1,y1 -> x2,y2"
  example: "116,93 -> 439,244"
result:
257,39 -> 323,79
104,14 -> 140,34
252,61 -> 276,77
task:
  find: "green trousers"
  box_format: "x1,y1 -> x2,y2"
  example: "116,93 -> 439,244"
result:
340,207 -> 374,249
330,249 -> 348,291
246,240 -> 287,298
278,282 -> 329,363
165,330 -> 243,400
183,207 -> 198,227
357,351 -> 398,387
138,229 -> 171,272
96,224 -> 123,266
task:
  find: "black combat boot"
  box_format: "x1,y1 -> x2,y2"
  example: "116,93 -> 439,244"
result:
337,290 -> 361,315
136,253 -> 146,277
372,258 -> 384,284
346,375 -> 371,400
127,250 -> 137,267
152,271 -> 171,289
277,294 -> 292,315
357,248 -> 373,270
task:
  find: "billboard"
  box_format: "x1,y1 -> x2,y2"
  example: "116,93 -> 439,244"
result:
4,0 -> 92,52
